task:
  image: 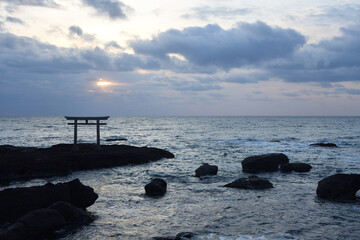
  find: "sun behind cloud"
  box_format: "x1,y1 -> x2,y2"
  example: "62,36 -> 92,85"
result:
96,78 -> 115,87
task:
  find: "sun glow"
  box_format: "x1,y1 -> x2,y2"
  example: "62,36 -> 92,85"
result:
96,79 -> 114,87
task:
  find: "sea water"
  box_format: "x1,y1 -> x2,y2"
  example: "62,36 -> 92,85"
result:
1,116 -> 360,239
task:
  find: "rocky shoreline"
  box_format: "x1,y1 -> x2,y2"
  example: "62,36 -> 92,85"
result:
0,143 -> 175,184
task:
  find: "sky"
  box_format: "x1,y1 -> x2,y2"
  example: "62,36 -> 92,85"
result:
0,0 -> 359,116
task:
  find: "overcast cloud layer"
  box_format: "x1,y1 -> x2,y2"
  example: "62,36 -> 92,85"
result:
0,0 -> 359,116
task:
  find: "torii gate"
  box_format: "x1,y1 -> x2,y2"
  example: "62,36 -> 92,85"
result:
65,116 -> 109,150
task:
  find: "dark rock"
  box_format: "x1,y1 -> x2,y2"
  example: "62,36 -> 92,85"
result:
195,163 -> 218,177
0,209 -> 66,240
48,201 -> 94,228
280,162 -> 312,173
224,175 -> 273,189
152,232 -> 195,240
175,232 -> 196,239
105,138 -> 127,142
310,143 -> 338,147
242,153 -> 289,173
316,174 -> 360,201
0,144 -> 175,183
145,178 -> 167,197
0,179 -> 98,224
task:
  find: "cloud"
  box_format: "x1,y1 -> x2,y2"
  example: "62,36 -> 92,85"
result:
130,21 -> 306,70
6,17 -> 24,24
69,25 -> 83,37
2,0 -> 59,8
269,24 -> 360,83
105,41 -> 122,50
0,32 -> 160,75
182,6 -> 252,20
82,0 -> 132,20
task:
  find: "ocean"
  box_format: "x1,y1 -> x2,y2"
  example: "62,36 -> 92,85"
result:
1,116 -> 360,239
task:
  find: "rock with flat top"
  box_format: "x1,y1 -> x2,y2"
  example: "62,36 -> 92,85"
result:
242,153 -> 289,173
0,144 -> 174,183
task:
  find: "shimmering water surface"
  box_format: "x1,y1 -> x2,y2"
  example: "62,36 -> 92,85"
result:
1,117 -> 360,240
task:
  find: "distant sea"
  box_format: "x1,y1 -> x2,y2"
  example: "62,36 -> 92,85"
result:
1,116 -> 360,239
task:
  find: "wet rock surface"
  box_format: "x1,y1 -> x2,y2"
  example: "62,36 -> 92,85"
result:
316,174 -> 360,201
280,162 -> 312,173
310,143 -> 338,147
145,178 -> 167,197
242,153 -> 289,173
224,175 -> 273,189
0,144 -> 175,183
195,163 -> 218,177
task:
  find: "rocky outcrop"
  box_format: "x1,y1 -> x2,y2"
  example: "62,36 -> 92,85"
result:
195,163 -> 218,177
242,153 -> 289,173
310,143 -> 338,147
145,178 -> 167,197
280,163 -> 312,173
0,201 -> 94,240
224,175 -> 273,189
0,179 -> 98,224
316,174 -> 360,201
0,144 -> 175,183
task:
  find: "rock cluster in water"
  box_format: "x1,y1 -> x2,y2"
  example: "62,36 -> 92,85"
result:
0,179 -> 97,240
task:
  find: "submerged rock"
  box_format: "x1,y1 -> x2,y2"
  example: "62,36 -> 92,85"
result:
280,162 -> 312,173
242,153 -> 289,173
224,175 -> 273,189
195,163 -> 218,177
0,144 -> 175,183
0,178 -> 98,224
145,178 -> 167,197
316,174 -> 360,201
310,143 -> 338,147
152,232 -> 196,240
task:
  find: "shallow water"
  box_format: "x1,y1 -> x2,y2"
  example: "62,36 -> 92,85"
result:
1,116 -> 360,239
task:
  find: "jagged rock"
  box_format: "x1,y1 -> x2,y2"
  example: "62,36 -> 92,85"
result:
0,209 -> 66,240
224,175 -> 273,189
0,179 -> 98,224
310,143 -> 338,147
280,163 -> 312,173
317,174 -> 360,201
0,144 -> 174,183
242,153 -> 289,173
195,163 -> 218,177
145,178 -> 167,197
